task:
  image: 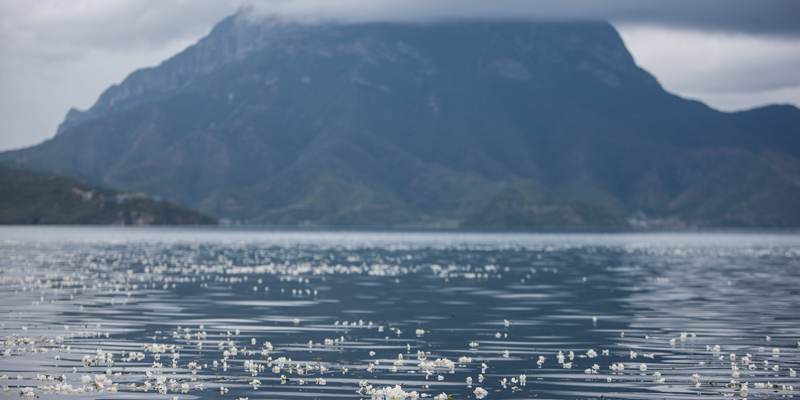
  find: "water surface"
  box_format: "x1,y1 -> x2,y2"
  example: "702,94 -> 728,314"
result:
1,227 -> 798,399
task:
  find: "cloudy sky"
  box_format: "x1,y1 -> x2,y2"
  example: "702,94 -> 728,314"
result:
0,0 -> 799,151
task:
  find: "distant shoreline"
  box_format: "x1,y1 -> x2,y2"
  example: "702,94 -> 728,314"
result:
2,224 -> 799,234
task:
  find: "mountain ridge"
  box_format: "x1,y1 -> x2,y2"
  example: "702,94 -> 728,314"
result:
3,13 -> 800,227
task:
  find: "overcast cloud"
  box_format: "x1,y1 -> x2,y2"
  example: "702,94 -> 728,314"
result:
1,0 -> 799,150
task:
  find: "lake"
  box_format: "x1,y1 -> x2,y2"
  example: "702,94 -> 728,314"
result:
1,227 -> 798,399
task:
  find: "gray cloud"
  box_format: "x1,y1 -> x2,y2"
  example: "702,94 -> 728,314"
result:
0,1 -> 240,60
243,0 -> 800,36
1,0 -> 799,151
617,25 -> 800,110
0,0 -> 241,151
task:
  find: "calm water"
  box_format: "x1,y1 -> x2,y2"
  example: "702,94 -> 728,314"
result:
1,227 -> 798,399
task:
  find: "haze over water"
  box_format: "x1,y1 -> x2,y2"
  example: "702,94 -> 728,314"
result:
1,227 -> 799,399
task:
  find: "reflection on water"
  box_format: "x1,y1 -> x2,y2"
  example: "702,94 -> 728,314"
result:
0,227 -> 798,399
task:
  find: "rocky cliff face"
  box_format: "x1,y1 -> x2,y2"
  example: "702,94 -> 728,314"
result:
4,11 -> 800,227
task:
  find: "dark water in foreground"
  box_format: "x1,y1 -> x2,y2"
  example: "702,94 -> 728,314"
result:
1,227 -> 798,399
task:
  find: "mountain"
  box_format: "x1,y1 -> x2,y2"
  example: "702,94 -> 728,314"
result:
0,164 -> 216,225
3,11 -> 800,227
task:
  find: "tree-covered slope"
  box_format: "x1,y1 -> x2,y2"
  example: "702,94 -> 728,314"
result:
0,164 -> 216,225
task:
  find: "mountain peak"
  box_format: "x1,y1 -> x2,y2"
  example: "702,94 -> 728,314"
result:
82,17 -> 653,118
3,17 -> 799,227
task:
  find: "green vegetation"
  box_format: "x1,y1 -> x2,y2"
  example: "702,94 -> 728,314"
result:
0,164 -> 216,225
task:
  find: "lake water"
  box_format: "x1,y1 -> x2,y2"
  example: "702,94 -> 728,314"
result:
1,227 -> 798,399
